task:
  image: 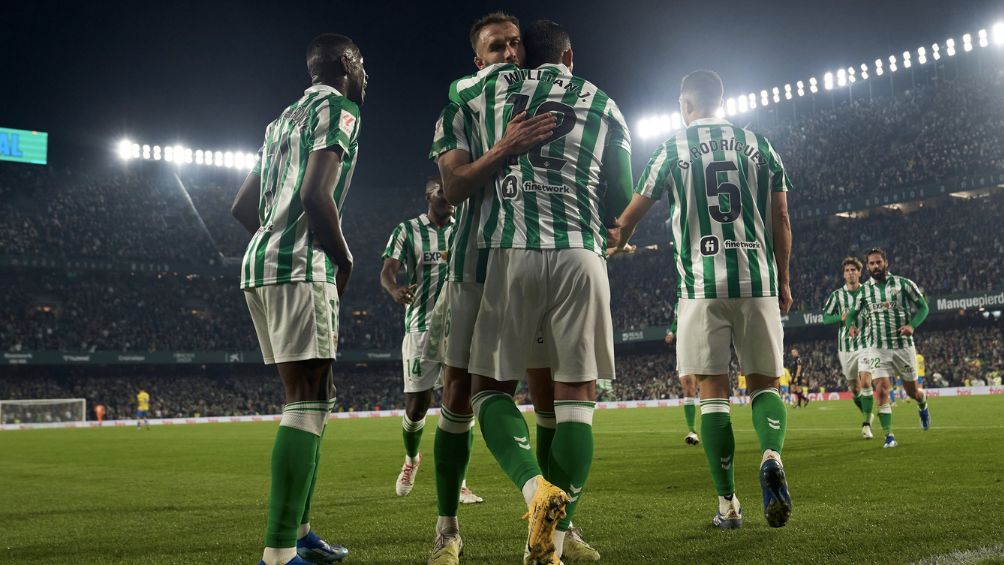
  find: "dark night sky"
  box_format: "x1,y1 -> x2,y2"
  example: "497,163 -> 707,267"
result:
3,0 -> 1003,190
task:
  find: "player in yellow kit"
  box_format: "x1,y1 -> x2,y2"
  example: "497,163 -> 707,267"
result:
737,374 -> 748,406
779,369 -> 791,405
136,389 -> 150,430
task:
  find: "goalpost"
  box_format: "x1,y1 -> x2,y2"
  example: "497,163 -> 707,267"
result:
0,398 -> 87,425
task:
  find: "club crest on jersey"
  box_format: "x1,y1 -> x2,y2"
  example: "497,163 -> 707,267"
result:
700,235 -> 720,256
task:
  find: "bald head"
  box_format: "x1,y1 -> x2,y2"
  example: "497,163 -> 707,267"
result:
306,33 -> 358,82
680,69 -> 724,119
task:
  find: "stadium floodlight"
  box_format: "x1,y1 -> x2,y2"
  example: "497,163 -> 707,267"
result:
760,89 -> 769,106
164,146 -> 174,162
796,80 -> 804,96
117,139 -> 132,160
783,84 -> 792,100
946,38 -> 956,56
214,151 -> 223,166
932,42 -> 942,60
808,76 -> 818,93
978,29 -> 989,48
195,149 -> 204,164
715,107 -> 725,119
747,93 -> 757,109
726,97 -> 737,116
847,67 -> 856,83
918,46 -> 927,65
152,145 -> 162,161
836,68 -> 847,87
888,54 -> 898,72
771,86 -> 780,103
184,148 -> 193,164
963,33 -> 973,52
738,95 -> 748,112
131,143 -> 140,159
224,151 -> 234,168
902,51 -> 911,69
860,63 -> 869,80
993,22 -> 1004,45
824,72 -> 833,90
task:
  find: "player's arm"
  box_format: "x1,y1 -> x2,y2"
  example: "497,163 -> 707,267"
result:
231,172 -> 261,234
901,280 -> 929,336
439,111 -> 556,205
771,190 -> 792,314
380,257 -> 415,305
599,104 -> 634,230
821,293 -> 842,325
300,148 -> 353,296
766,140 -> 794,314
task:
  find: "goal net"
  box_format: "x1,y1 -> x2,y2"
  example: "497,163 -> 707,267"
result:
0,398 -> 87,425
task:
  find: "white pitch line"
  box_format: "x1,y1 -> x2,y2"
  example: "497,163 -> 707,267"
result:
593,425 -> 1004,434
911,544 -> 1004,565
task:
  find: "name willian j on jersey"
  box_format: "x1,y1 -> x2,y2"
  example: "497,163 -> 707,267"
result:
502,69 -> 592,99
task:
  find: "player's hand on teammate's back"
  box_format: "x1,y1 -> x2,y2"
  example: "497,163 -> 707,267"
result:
498,111 -> 556,156
848,326 -> 859,338
778,283 -> 793,314
899,324 -> 914,336
392,284 -> 417,305
665,332 -> 675,345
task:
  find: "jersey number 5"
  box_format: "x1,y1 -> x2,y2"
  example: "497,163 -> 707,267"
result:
505,93 -> 577,171
704,161 -> 741,223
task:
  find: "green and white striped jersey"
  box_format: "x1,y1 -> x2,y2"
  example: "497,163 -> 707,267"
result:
853,274 -> 925,350
823,285 -> 865,352
383,214 -> 455,333
429,102 -> 488,283
240,84 -> 361,289
635,118 -> 791,299
449,63 -> 631,256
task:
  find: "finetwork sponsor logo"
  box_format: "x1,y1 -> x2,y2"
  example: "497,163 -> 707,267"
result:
522,180 -> 571,194
935,291 -> 1004,311
723,240 -> 763,250
700,235 -> 720,256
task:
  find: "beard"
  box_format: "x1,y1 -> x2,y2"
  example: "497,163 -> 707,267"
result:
870,268 -> 886,280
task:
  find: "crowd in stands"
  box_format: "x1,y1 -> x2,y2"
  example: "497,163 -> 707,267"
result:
3,188 -> 1002,352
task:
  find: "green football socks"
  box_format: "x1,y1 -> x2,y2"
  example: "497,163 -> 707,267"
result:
549,401 -> 595,530
471,391 -> 540,490
265,401 -> 329,548
700,398 -> 736,496
402,414 -> 426,459
751,388 -> 787,453
434,407 -> 474,518
683,397 -> 698,433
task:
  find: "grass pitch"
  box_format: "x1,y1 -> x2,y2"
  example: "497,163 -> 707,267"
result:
2,396 -> 1003,564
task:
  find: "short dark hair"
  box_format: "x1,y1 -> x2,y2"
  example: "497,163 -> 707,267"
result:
842,256 -> 863,271
469,11 -> 520,53
523,19 -> 570,68
306,33 -> 356,78
680,70 -> 724,112
866,247 -> 887,261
